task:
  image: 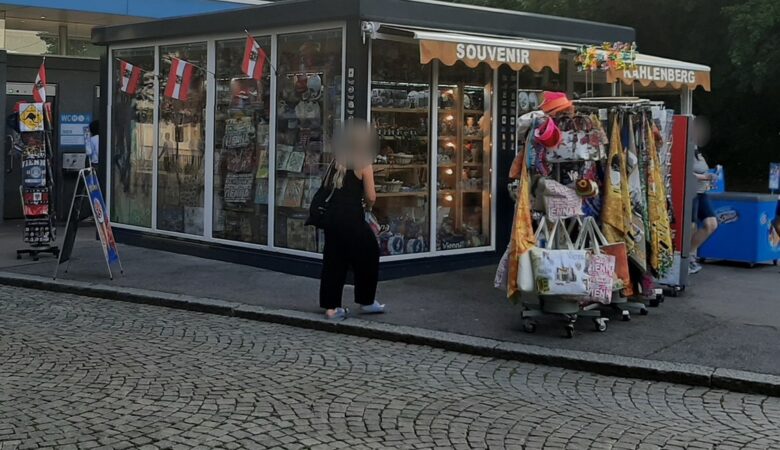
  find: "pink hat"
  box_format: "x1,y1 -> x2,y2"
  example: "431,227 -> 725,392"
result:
539,91 -> 573,115
534,117 -> 562,148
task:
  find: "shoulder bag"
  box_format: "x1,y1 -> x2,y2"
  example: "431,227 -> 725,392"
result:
305,161 -> 337,229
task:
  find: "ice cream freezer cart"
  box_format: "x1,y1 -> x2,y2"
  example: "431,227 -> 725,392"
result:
698,192 -> 780,266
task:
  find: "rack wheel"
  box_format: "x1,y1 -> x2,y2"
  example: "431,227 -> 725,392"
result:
621,310 -> 631,321
565,324 -> 575,339
522,320 -> 537,334
33,256 -> 39,262
773,259 -> 778,266
594,318 -> 608,332
649,298 -> 660,308
639,307 -> 649,316
16,254 -> 21,260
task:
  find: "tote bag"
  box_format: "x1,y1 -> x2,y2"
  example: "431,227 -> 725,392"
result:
530,219 -> 589,296
575,217 -> 616,304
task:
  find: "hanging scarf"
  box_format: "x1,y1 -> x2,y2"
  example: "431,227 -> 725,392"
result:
625,117 -> 648,271
601,115 -> 631,248
507,131 -> 538,299
645,118 -> 674,276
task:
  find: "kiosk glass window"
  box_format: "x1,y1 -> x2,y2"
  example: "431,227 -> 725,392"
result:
111,46 -> 155,228
213,36 -> 271,244
274,29 -> 343,252
370,39 -> 431,256
436,62 -> 492,251
157,42 -> 207,235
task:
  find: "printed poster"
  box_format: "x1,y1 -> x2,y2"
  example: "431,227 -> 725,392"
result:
770,163 -> 780,191
85,172 -> 119,265
19,103 -> 45,132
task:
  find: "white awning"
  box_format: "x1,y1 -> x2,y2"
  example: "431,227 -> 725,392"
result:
367,23 -> 562,73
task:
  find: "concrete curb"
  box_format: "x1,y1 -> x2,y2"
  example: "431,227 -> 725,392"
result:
1,271 -> 778,398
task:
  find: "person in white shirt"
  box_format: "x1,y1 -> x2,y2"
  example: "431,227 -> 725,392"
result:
86,120 -> 99,166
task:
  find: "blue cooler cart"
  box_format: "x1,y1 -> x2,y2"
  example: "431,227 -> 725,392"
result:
698,192 -> 780,266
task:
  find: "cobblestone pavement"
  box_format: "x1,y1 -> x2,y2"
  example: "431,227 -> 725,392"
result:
1,285 -> 779,450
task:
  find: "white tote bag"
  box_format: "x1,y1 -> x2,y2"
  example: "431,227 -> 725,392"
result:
530,218 -> 589,296
575,217 -> 616,304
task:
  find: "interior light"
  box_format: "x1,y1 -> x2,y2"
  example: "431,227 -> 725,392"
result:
40,16 -> 46,19
445,115 -> 454,121
444,194 -> 454,202
445,168 -> 453,175
446,142 -> 455,148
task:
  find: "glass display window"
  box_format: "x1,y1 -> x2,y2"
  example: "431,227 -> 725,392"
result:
274,29 -> 343,252
158,42 -> 208,235
370,39 -> 432,257
436,62 -> 493,251
111,47 -> 155,228
213,36 -> 271,245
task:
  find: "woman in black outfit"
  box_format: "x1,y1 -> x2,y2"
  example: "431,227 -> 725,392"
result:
320,126 -> 384,320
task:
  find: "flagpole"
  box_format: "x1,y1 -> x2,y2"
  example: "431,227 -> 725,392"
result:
244,29 -> 278,77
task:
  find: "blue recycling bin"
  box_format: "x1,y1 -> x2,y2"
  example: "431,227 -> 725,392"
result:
699,192 -> 780,265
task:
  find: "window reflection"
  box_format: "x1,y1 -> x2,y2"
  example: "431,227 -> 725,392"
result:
111,47 -> 154,227
158,42 -> 207,235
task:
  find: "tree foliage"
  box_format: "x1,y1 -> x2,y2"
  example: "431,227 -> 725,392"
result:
450,0 -> 780,191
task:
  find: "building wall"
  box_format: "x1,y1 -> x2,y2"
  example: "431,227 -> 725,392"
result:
0,0 -> 253,19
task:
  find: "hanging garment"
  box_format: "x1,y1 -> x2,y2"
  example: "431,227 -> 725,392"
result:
600,115 -> 631,248
645,119 -> 674,276
507,131 -> 538,299
624,117 -> 648,272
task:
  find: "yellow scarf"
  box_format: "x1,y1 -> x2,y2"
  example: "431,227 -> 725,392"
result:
646,119 -> 674,275
507,144 -> 537,299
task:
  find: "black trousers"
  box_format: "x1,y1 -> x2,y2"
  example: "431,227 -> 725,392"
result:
319,219 -> 379,309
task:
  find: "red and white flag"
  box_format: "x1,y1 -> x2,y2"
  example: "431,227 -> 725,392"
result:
119,60 -> 142,95
241,36 -> 267,80
33,61 -> 46,103
164,57 -> 194,101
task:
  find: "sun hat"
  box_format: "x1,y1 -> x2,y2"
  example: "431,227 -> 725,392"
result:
539,91 -> 573,115
534,117 -> 562,148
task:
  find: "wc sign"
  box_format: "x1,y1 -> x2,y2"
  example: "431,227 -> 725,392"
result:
60,113 -> 92,148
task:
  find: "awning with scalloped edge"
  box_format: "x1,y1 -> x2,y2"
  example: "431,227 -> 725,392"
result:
414,30 -> 561,73
607,54 -> 711,91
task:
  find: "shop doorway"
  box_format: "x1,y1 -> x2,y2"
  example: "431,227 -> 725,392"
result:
3,82 -> 57,220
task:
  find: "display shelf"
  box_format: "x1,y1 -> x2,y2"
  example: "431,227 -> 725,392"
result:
378,136 -> 428,141
372,107 -> 428,114
374,164 -> 428,170
376,191 -> 427,198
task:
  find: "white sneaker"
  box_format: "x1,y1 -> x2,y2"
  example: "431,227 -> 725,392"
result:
688,260 -> 703,274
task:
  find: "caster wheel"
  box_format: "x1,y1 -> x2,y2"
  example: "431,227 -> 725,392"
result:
594,318 -> 608,332
773,259 -> 778,266
16,254 -> 21,260
33,257 -> 39,262
640,308 -> 649,316
522,320 -> 537,334
649,298 -> 660,308
621,310 -> 631,322
565,325 -> 575,339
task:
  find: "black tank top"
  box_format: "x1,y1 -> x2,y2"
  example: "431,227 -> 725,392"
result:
329,169 -> 364,224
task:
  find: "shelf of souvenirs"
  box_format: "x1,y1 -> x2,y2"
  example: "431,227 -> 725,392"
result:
437,188 -> 484,195
371,107 -> 429,114
378,135 -> 428,142
437,162 -> 484,168
375,191 -> 428,198
374,163 -> 428,170
438,108 -> 485,116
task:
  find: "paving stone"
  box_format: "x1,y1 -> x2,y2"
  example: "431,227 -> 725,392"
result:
0,285 -> 778,449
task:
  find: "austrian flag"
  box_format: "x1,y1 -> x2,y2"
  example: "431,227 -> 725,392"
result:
164,58 -> 194,101
241,36 -> 267,80
119,60 -> 142,95
33,62 -> 46,103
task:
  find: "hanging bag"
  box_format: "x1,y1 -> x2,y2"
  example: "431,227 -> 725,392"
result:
575,217 -> 616,304
305,161 -> 336,229
530,218 -> 590,296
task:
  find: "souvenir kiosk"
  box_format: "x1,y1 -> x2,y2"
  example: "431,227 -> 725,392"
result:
93,0 -> 635,278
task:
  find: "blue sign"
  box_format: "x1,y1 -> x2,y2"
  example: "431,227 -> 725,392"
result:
60,113 -> 91,148
85,171 -> 119,265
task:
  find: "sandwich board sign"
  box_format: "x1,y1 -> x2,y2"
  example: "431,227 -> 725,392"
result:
54,167 -> 123,280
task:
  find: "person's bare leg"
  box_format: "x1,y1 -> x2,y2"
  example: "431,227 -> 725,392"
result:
690,218 -> 718,254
